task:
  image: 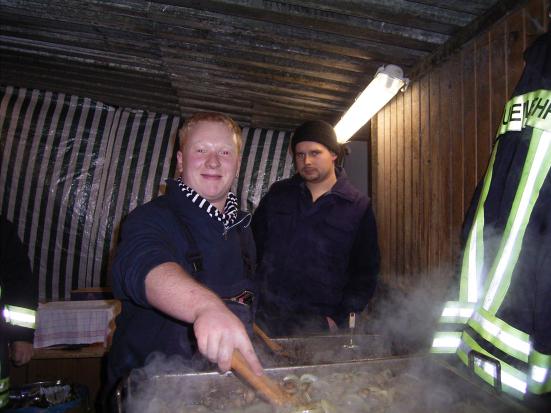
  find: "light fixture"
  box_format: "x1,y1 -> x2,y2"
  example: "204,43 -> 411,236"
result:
334,64 -> 409,143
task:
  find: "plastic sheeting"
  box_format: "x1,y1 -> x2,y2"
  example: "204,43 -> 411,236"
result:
0,85 -> 293,301
235,127 -> 294,212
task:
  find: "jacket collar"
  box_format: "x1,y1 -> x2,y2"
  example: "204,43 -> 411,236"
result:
291,166 -> 361,203
165,178 -> 251,233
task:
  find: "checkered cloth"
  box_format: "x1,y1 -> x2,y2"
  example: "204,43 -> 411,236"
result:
33,300 -> 119,348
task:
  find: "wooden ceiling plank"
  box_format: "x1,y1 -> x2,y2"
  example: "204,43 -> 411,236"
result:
0,55 -> 175,92
170,72 -> 351,104
0,25 -> 161,61
408,0 -> 499,15
151,6 -> 428,63
177,87 -> 342,119
159,46 -> 375,86
158,30 -> 392,71
0,37 -> 165,74
168,64 -> 355,102
272,0 -> 473,32
170,78 -> 346,110
148,0 -> 443,50
1,2 -> 156,35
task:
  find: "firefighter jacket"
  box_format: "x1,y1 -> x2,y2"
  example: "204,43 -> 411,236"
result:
0,215 -> 37,409
431,31 -> 551,399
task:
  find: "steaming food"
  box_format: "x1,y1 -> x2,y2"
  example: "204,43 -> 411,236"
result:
128,367 -> 498,413
124,352 -> 523,413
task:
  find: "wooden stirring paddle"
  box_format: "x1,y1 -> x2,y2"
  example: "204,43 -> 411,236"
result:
231,350 -> 331,413
253,323 -> 292,358
231,349 -> 294,407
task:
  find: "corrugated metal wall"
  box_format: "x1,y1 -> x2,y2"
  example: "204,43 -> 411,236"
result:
370,0 -> 549,290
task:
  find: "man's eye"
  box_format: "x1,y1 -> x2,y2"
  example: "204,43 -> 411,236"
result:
220,150 -> 231,156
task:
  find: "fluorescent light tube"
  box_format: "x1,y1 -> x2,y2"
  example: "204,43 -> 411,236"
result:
335,65 -> 408,143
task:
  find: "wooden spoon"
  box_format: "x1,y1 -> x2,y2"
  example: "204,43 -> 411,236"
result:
253,323 -> 292,358
231,350 -> 329,412
231,349 -> 294,407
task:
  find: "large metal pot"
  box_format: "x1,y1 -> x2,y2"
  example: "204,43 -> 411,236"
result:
118,355 -> 530,412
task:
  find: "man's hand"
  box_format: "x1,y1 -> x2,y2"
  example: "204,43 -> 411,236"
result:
193,302 -> 263,375
10,341 -> 33,366
144,262 -> 264,375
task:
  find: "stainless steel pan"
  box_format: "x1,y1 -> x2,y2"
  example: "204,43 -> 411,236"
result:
119,355 -> 530,413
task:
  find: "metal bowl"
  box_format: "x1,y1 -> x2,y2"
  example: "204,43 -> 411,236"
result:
7,380 -> 88,411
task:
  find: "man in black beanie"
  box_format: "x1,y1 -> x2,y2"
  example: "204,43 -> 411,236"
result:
251,120 -> 380,336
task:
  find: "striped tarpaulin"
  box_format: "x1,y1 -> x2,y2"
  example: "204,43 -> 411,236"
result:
235,127 -> 293,212
88,109 -> 181,290
0,86 -> 181,300
0,85 -> 292,301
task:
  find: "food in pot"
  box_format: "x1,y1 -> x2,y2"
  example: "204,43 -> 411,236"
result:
127,366 -> 499,413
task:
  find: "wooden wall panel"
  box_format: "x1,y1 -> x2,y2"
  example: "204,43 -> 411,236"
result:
506,12 -> 526,96
393,95 -> 404,278
383,102 -> 392,283
448,53 -> 464,265
525,0 -> 548,46
490,20 -> 508,134
410,82 -> 421,278
428,70 -> 440,272
403,87 -> 413,277
419,75 -> 431,274
476,33 -> 493,184
462,40 -> 478,211
370,0 -> 549,292
438,67 -> 452,272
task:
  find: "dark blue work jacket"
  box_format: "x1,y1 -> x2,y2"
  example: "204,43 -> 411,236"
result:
252,168 -> 379,336
107,179 -> 255,387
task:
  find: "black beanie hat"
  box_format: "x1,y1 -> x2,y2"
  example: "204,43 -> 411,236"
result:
291,120 -> 340,154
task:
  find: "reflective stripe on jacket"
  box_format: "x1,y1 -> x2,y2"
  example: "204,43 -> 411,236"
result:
1,286 -> 37,408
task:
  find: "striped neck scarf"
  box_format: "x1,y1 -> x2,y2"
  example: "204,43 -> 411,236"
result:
176,177 -> 238,228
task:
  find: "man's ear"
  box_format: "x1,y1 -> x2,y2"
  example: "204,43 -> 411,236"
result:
176,150 -> 184,176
